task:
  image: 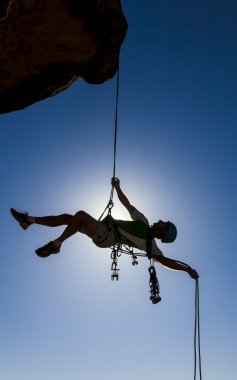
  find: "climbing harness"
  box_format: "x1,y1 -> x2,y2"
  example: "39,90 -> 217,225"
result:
194,279 -> 202,380
98,62 -> 161,304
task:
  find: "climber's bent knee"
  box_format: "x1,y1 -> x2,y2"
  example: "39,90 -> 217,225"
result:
61,213 -> 72,223
74,210 -> 88,220
73,210 -> 99,235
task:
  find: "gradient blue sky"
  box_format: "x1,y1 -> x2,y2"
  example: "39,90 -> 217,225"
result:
1,1 -> 237,379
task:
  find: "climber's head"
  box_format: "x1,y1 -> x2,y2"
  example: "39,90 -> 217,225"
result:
152,220 -> 177,243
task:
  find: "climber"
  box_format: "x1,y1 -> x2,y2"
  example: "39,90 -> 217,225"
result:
10,177 -> 198,280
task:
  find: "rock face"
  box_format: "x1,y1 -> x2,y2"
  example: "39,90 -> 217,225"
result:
0,0 -> 12,20
0,0 -> 127,114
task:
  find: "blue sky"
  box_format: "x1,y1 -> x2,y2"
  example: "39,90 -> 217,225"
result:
1,1 -> 237,379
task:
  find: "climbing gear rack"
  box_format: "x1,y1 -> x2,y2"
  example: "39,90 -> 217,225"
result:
148,265 -> 161,304
109,239 -> 161,304
110,243 -> 121,281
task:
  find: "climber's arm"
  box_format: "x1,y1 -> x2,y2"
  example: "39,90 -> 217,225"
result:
111,177 -> 135,214
154,255 -> 199,279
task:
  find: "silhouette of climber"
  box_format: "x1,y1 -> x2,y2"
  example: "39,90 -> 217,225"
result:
10,177 -> 198,280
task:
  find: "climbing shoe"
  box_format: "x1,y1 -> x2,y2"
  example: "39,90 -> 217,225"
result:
35,241 -> 60,258
10,208 -> 32,230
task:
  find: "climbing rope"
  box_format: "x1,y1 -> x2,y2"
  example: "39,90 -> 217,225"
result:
95,51 -> 202,380
110,61 -> 120,201
194,279 -> 202,380
98,62 -> 120,222
146,224 -> 161,303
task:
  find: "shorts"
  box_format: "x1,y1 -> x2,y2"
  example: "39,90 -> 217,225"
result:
91,221 -> 117,248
